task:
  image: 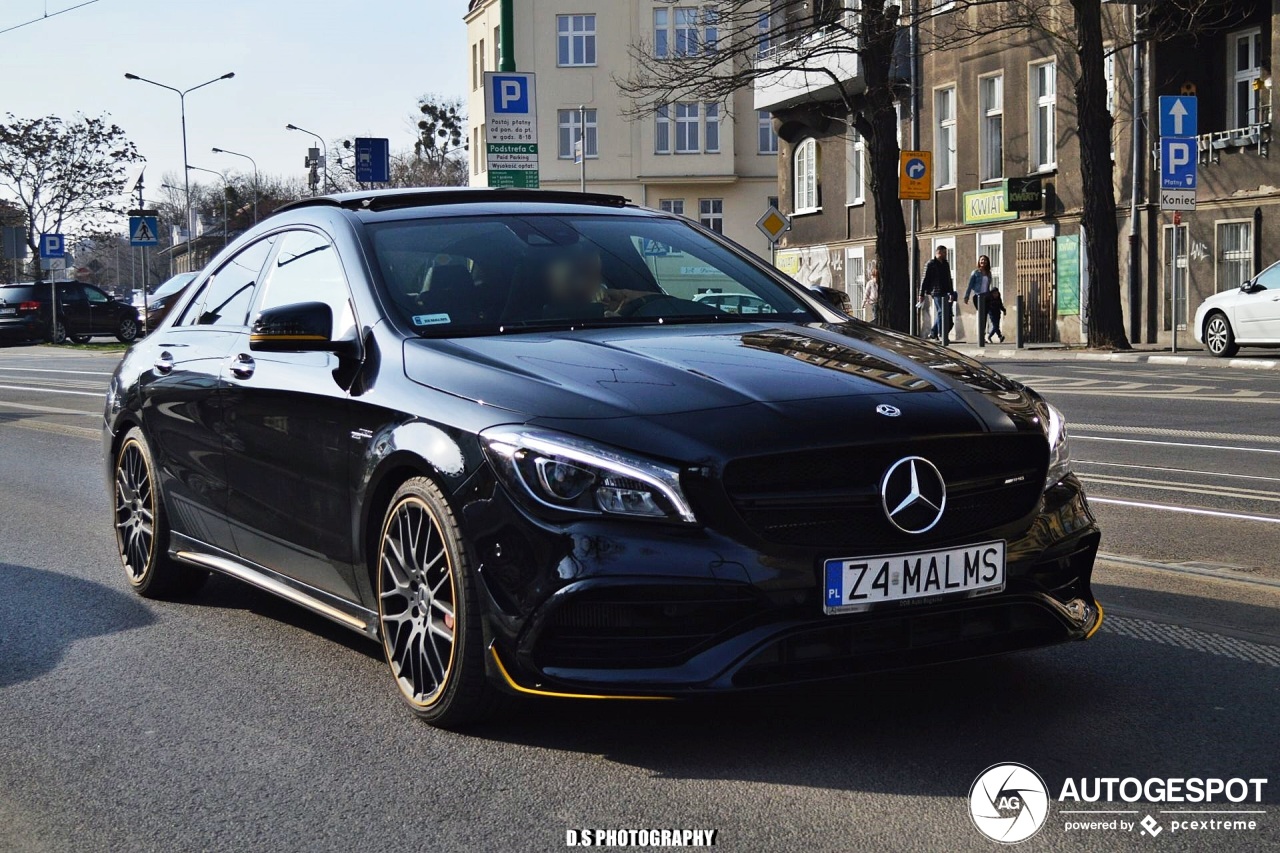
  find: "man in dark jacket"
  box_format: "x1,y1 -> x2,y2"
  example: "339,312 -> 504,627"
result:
920,246 -> 955,340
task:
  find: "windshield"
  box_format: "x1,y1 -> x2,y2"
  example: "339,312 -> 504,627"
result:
152,273 -> 197,299
366,213 -> 815,335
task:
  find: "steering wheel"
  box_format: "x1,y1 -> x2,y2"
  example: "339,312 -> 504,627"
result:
616,293 -> 671,317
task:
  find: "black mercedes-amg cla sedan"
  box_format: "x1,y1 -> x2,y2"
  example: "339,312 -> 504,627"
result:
105,188 -> 1101,727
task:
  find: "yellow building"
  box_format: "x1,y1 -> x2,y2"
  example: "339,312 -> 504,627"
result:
464,0 -> 779,258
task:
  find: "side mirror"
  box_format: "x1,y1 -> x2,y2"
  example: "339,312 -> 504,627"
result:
810,286 -> 852,313
250,302 -> 354,355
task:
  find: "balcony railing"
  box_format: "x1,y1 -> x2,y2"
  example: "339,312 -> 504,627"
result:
753,24 -> 864,113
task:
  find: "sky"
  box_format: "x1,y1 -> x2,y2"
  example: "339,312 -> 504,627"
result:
0,0 -> 468,204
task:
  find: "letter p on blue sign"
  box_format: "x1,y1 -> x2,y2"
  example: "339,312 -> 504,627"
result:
492,76 -> 528,113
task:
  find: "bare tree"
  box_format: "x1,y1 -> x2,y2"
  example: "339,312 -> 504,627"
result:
621,0 -> 1244,347
0,113 -> 142,279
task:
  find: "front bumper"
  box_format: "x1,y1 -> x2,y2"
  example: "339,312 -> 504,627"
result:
468,473 -> 1102,698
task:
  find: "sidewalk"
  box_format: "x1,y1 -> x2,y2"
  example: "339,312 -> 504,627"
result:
945,340 -> 1278,371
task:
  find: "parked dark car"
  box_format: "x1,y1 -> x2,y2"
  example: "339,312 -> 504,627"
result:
0,281 -> 140,344
142,272 -> 198,333
104,188 -> 1101,728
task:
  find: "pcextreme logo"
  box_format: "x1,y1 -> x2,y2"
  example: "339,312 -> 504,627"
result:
969,764 -> 1269,843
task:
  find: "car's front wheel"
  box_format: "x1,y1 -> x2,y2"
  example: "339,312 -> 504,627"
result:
116,315 -> 139,343
375,477 -> 506,727
114,427 -> 207,598
1204,312 -> 1238,358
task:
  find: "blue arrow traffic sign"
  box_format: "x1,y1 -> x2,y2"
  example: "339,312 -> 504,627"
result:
1159,95 -> 1198,138
1160,137 -> 1197,190
129,216 -> 159,247
39,233 -> 65,259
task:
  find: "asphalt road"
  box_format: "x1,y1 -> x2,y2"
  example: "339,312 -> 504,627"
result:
0,345 -> 1276,853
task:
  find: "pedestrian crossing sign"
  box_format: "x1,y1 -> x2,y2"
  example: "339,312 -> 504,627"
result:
129,215 -> 159,247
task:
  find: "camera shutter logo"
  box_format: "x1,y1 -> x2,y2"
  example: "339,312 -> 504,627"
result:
969,763 -> 1050,844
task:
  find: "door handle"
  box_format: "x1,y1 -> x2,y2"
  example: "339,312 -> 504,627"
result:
229,353 -> 255,380
153,352 -> 174,375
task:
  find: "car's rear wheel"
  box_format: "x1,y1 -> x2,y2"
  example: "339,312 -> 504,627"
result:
114,427 -> 207,598
69,334 -> 91,344
1204,312 -> 1238,358
116,315 -> 139,343
376,477 -> 506,727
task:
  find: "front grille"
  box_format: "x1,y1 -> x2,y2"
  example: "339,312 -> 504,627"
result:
534,584 -> 763,670
722,434 -> 1047,549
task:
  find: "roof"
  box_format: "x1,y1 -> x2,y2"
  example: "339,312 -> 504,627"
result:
273,187 -> 632,216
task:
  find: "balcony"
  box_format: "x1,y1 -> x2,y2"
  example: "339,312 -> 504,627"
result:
753,26 -> 864,113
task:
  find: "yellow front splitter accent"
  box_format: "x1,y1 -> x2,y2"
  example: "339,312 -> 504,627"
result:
1085,600 -> 1105,639
489,646 -> 674,701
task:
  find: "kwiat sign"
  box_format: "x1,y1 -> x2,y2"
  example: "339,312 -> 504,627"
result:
969,764 -> 1269,843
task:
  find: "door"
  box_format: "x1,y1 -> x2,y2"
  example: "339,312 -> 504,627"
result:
1234,261 -> 1280,340
57,283 -> 91,335
141,235 -> 278,555
221,229 -> 362,601
82,284 -> 115,333
1015,237 -> 1057,343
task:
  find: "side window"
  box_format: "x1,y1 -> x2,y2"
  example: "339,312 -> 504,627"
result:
84,286 -> 109,304
1253,263 -> 1280,291
256,231 -> 355,338
61,284 -> 86,303
183,237 -> 276,327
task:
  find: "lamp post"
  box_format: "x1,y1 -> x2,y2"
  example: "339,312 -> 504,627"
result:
286,123 -> 330,193
187,165 -> 230,247
211,146 -> 259,224
124,71 -> 235,246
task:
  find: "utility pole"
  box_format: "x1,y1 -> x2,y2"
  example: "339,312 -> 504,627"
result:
499,0 -> 515,72
579,104 -> 587,192
909,0 -> 921,338
1127,1 -> 1146,344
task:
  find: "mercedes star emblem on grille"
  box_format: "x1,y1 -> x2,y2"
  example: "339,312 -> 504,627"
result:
880,456 -> 947,534
876,404 -> 901,417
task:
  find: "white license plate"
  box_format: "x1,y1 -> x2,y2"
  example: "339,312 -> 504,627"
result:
0,307 -> 15,315
823,540 -> 1005,614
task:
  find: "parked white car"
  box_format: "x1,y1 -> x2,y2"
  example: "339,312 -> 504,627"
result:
1194,260 -> 1280,356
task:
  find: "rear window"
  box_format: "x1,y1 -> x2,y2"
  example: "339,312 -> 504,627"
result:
0,286 -> 40,301
366,213 -> 814,336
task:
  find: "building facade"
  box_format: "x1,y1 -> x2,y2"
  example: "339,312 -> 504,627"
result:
757,0 -> 1278,348
464,0 -> 780,259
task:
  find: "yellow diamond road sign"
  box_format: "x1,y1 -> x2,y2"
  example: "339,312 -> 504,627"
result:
756,206 -> 790,243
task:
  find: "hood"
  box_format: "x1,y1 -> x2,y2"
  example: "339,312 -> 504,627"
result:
403,322 -> 1033,422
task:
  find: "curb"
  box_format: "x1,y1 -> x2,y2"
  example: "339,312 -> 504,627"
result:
949,346 -> 1278,371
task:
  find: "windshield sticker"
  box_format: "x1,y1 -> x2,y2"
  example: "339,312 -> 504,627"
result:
412,313 -> 451,326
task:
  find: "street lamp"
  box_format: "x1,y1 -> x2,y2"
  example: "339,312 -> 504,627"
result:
187,165 -> 230,247
211,146 -> 259,223
124,71 -> 235,245
285,123 -> 330,193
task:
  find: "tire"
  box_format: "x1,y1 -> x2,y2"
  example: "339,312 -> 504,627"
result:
375,476 -> 508,727
1204,312 -> 1238,358
69,334 -> 92,344
48,321 -> 66,345
116,314 -> 139,343
113,427 -> 207,599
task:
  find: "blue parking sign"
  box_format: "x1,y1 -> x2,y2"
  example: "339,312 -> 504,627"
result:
1160,137 -> 1197,190
490,75 -> 530,113
39,233 -> 65,258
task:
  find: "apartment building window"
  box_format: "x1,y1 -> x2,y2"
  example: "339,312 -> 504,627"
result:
471,43 -> 479,90
699,198 -> 724,233
935,86 -> 957,188
980,74 -> 1003,182
557,14 -> 596,67
758,111 -> 778,154
846,126 -> 865,205
479,38 -> 486,77
655,106 -> 671,153
1104,49 -> 1117,157
676,103 -> 700,152
1217,221 -> 1253,291
757,7 -> 777,57
705,103 -> 721,152
1031,60 -> 1057,171
1230,28 -> 1263,127
558,109 -> 598,159
977,232 -> 1004,293
655,6 -> 716,57
659,199 -> 685,215
845,246 -> 867,321
472,127 -> 480,175
794,138 -> 819,213
493,26 -> 501,68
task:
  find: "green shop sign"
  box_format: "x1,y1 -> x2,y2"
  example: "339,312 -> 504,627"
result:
962,188 -> 1018,224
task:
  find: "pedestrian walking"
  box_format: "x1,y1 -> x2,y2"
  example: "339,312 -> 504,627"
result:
986,286 -> 1007,342
862,260 -> 880,324
963,255 -> 994,342
919,246 -> 955,340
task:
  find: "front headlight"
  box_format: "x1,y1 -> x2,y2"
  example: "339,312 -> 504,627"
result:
480,427 -> 698,524
1042,401 -> 1072,488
